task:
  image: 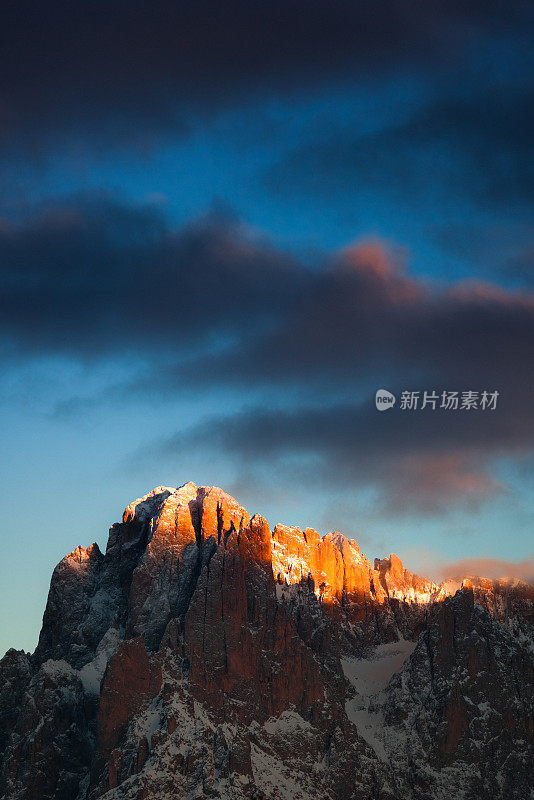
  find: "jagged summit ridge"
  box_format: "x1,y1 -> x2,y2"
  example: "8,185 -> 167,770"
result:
117,481 -> 448,609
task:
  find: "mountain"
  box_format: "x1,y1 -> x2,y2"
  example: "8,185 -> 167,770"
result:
1,482 -> 533,800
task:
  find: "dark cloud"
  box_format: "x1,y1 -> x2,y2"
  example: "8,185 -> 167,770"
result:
265,82 -> 534,211
0,194 -> 304,356
134,238 -> 534,513
429,221 -> 534,287
4,194 -> 533,399
166,240 -> 534,396
4,194 -> 534,511
154,385 -> 529,514
504,245 -> 534,287
5,195 -> 534,394
1,1 -> 531,156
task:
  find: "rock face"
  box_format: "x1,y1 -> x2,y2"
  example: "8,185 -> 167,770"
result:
0,482 -> 532,800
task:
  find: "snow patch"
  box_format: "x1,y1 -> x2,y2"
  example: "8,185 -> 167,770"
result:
133,700 -> 162,748
341,639 -> 417,696
250,743 -> 322,800
41,659 -> 77,680
263,710 -> 313,737
342,638 -> 417,762
79,627 -> 122,697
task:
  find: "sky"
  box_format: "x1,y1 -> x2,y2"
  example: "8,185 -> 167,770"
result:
1,0 -> 534,656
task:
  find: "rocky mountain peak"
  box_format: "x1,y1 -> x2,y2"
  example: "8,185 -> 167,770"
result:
122,485 -> 175,525
1,482 -> 532,800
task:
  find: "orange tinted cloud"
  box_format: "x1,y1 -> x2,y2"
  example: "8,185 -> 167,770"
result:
384,452 -> 505,514
438,556 -> 534,584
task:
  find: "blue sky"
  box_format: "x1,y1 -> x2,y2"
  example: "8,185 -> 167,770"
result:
1,1 -> 534,655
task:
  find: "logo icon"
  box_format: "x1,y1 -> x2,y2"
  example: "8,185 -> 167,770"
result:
375,389 -> 396,411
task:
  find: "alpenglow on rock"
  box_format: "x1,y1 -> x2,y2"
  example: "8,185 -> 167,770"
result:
1,482 -> 533,800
